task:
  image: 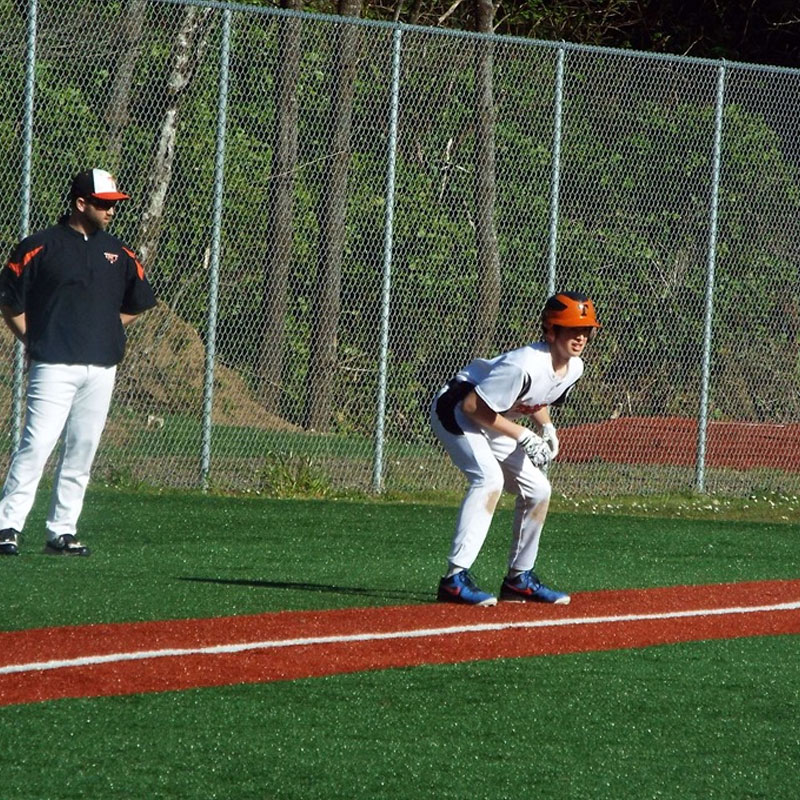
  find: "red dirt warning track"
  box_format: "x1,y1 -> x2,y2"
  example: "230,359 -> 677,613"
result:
2,579 -> 799,707
559,416 -> 800,470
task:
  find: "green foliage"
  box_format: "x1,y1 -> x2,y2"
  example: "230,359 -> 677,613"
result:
552,93 -> 800,425
246,448 -> 333,496
2,2 -> 799,454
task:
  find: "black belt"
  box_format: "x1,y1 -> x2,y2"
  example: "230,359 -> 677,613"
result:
435,379 -> 476,436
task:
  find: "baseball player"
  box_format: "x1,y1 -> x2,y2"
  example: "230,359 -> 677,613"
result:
0,168 -> 156,556
431,292 -> 600,606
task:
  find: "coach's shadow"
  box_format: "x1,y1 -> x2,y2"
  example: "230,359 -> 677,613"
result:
177,576 -> 430,603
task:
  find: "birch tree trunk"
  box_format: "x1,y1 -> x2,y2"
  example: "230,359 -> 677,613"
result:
137,5 -> 214,273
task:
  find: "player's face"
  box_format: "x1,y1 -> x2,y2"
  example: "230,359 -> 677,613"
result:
552,325 -> 593,360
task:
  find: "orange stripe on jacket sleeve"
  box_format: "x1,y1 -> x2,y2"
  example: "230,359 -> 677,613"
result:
122,247 -> 145,280
7,245 -> 43,277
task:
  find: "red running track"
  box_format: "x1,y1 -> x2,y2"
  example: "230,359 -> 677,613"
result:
1,579 -> 799,707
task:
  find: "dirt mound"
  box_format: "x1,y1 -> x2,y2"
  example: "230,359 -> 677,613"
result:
0,303 -> 297,432
559,416 -> 800,471
114,302 -> 299,431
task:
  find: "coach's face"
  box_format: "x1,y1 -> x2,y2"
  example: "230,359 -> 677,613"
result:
77,196 -> 118,232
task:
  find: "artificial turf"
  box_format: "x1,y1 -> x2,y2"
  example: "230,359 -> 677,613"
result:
1,488 -> 798,799
2,487 -> 798,630
2,635 -> 798,799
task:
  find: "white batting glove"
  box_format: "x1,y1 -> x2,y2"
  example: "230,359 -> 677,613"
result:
541,423 -> 559,460
517,431 -> 552,468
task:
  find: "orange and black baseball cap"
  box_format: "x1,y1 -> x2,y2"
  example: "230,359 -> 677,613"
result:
69,168 -> 130,202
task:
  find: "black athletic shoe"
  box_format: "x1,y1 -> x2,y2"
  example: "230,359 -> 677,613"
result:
44,534 -> 91,557
0,528 -> 20,556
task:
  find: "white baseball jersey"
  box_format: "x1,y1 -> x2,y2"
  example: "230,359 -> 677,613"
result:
455,341 -> 583,420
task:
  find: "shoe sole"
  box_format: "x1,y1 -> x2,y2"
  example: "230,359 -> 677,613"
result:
43,545 -> 90,556
437,593 -> 498,607
499,591 -> 571,605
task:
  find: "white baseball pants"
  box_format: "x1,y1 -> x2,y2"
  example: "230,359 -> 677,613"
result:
431,383 -> 551,572
0,362 -> 116,538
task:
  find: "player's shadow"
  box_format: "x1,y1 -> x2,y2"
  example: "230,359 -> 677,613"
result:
177,576 -> 430,603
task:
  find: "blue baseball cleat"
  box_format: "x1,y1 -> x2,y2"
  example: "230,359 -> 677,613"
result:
500,570 -> 570,604
437,569 -> 498,606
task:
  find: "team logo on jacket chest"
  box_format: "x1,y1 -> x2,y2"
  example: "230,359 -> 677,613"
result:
104,252 -> 119,264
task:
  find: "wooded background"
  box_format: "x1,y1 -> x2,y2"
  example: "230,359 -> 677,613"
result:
263,0 -> 800,67
1,0 -> 799,496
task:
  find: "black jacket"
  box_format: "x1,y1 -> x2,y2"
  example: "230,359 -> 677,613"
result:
0,220 -> 156,366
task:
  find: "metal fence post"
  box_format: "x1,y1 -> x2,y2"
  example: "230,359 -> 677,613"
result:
201,8 -> 231,490
372,25 -> 403,493
695,63 -> 726,493
546,46 -> 565,297
11,0 -> 39,452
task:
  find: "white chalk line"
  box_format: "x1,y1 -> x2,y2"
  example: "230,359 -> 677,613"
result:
3,600 -> 799,676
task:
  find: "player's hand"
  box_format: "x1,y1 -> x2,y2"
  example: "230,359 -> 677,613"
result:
541,423 -> 559,460
517,431 -> 552,468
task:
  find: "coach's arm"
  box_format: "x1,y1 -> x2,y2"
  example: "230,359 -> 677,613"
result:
0,305 -> 26,344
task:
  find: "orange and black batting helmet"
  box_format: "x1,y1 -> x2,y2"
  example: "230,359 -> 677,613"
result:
542,292 -> 601,335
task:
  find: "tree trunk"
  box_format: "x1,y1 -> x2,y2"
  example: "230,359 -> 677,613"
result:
257,0 -> 303,412
471,0 -> 501,357
303,0 -> 361,430
137,5 -> 214,272
106,0 -> 148,168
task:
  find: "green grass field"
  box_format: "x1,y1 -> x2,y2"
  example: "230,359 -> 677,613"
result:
1,487 -> 799,799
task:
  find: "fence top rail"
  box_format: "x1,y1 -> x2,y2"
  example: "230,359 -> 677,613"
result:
152,0 -> 800,78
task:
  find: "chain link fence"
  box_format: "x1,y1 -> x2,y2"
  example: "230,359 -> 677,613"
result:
2,0 -> 800,497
